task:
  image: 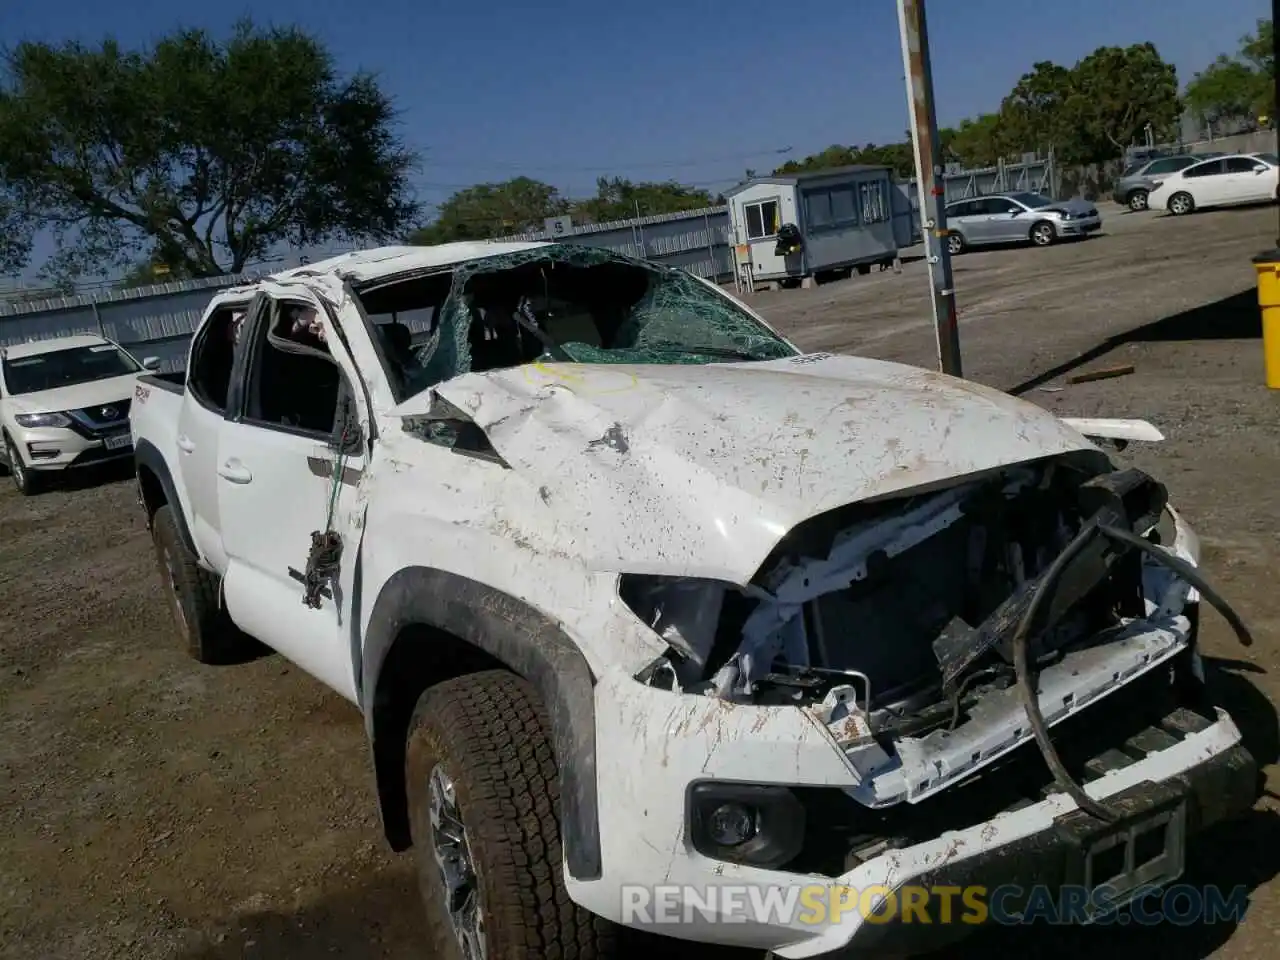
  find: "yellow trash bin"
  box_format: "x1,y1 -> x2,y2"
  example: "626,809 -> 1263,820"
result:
1252,250 -> 1280,389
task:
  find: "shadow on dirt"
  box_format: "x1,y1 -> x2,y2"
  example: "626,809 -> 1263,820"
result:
173,867 -> 758,960
942,653 -> 1280,960
175,869 -> 422,960
173,660 -> 1277,960
0,456 -> 135,495
1008,287 -> 1262,395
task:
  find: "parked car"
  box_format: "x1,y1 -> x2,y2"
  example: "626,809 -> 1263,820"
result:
944,192 -> 1101,254
0,333 -> 160,495
130,241 -> 1255,958
1149,153 -> 1280,215
1111,154 -> 1201,211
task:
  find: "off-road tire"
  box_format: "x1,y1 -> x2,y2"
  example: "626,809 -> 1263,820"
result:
1030,220 -> 1056,246
1168,191 -> 1195,216
406,670 -> 618,960
1127,189 -> 1149,212
4,436 -> 43,496
150,504 -> 252,664
946,232 -> 965,255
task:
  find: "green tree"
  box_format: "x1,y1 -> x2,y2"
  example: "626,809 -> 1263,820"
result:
0,21 -> 418,281
115,252 -> 195,289
774,144 -> 859,174
947,113 -> 1012,167
998,61 -> 1076,158
1186,57 -> 1262,125
0,194 -> 32,276
1065,44 -> 1180,160
996,45 -> 1179,163
1186,18 -> 1274,124
572,177 -> 713,224
773,141 -> 916,178
409,177 -> 569,244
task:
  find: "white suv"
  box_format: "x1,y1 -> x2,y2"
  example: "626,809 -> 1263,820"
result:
0,334 -> 159,495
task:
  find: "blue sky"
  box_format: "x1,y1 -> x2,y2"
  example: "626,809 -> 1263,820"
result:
2,0 -> 1271,276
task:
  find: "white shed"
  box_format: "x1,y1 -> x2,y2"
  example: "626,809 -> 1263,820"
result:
724,165 -> 900,287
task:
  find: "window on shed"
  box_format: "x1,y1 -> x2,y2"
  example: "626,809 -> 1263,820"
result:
744,198 -> 780,239
860,180 -> 889,223
806,190 -> 833,228
805,186 -> 860,230
830,187 -> 857,224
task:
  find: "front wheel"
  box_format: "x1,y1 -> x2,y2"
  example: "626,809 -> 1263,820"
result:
1168,192 -> 1195,216
5,437 -> 42,496
1030,221 -> 1056,246
946,232 -> 965,255
1127,189 -> 1149,212
407,671 -> 618,960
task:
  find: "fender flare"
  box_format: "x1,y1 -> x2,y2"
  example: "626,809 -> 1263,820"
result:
133,438 -> 198,556
362,566 -> 602,881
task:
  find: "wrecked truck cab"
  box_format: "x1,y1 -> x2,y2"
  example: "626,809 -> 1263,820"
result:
131,241 -> 1257,960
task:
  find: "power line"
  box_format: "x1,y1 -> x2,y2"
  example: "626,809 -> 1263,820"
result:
412,174 -> 744,196
417,145 -> 794,174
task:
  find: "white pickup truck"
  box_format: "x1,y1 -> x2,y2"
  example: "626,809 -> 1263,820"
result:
130,241 -> 1257,959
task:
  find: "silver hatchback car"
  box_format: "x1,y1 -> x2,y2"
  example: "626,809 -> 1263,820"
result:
944,192 -> 1101,254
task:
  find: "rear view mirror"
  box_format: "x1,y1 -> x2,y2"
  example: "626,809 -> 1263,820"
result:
1257,166 -> 1269,174
141,356 -> 161,371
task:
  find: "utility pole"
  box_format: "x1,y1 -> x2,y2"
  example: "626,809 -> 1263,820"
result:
897,0 -> 963,378
1273,0 -> 1279,247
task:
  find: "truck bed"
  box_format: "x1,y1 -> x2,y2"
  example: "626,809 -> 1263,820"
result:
137,371 -> 185,393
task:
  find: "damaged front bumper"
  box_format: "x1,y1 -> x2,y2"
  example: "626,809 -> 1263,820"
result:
567,619 -> 1256,956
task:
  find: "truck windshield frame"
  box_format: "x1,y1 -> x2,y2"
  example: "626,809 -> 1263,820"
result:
351,244 -> 798,405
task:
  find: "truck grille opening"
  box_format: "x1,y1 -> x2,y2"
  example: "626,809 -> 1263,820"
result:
784,654 -> 1214,878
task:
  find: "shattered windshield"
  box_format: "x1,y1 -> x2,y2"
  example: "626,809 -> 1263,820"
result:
355,243 -> 797,401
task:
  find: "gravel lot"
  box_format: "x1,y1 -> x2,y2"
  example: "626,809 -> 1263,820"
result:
2,202 -> 1278,960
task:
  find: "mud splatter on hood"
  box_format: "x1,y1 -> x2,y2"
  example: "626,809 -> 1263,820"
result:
392,353 -> 1100,582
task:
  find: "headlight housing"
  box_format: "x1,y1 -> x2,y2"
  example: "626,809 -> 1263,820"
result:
14,411 -> 72,429
618,574 -> 730,668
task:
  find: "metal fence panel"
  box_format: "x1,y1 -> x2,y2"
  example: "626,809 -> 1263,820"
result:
0,158 -> 1048,371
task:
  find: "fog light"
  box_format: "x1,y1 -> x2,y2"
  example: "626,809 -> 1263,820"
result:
707,802 -> 756,847
688,783 -> 804,868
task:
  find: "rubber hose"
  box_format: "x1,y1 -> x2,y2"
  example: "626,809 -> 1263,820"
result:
1013,516 -> 1255,824
1012,519 -> 1119,821
1095,522 -> 1254,648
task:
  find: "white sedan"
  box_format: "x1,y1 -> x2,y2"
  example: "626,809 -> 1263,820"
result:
1149,153 -> 1280,215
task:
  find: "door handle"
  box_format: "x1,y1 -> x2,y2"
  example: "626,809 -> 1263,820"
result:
176,435 -> 195,453
217,459 -> 253,484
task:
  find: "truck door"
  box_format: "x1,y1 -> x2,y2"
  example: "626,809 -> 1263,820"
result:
214,291 -> 369,702
176,296 -> 259,573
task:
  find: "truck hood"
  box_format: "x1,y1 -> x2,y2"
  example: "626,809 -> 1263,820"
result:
3,373 -> 141,417
395,353 -> 1101,583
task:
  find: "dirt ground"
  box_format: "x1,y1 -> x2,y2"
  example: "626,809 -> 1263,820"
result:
2,202 -> 1279,960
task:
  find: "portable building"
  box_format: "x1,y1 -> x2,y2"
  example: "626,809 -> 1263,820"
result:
724,165 -> 899,286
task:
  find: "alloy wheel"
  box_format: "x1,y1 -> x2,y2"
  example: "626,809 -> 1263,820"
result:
428,764 -> 487,960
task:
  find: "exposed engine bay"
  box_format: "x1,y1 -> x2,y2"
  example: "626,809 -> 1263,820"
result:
623,451 -> 1252,813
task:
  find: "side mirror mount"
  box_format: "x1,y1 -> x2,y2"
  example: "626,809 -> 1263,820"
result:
141,356 -> 161,371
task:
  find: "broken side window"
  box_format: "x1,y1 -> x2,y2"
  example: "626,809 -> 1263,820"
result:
351,244 -> 796,402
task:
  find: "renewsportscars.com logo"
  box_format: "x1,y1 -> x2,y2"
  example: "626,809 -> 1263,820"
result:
621,882 -> 1249,927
